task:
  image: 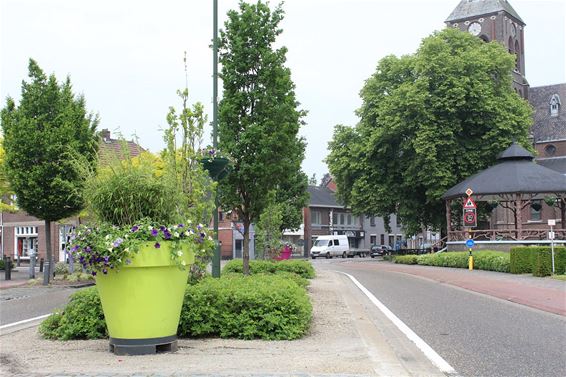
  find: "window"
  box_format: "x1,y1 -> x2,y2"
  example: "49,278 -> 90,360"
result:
370,235 -> 377,245
370,217 -> 376,227
332,212 -> 338,225
380,234 -> 385,245
333,239 -> 339,246
550,94 -> 561,116
311,211 -> 322,225
545,144 -> 556,157
530,200 -> 542,221
340,214 -> 345,225
347,214 -> 352,225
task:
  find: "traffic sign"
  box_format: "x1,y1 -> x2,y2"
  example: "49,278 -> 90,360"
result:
465,188 -> 474,196
466,239 -> 475,248
463,208 -> 477,227
463,197 -> 477,209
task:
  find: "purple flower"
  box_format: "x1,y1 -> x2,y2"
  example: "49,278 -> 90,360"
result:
70,245 -> 79,252
208,148 -> 215,156
103,256 -> 110,263
164,231 -> 172,240
91,271 -> 97,276
85,246 -> 92,253
159,226 -> 166,231
113,238 -> 124,248
178,224 -> 184,228
102,268 -> 108,274
154,242 -> 161,249
131,225 -> 139,232
151,228 -> 158,237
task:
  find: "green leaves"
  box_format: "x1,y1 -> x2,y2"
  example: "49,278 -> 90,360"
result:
1,59 -> 99,222
327,28 -> 533,235
217,1 -> 307,267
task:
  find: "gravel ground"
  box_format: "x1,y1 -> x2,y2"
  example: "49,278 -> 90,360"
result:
0,270 -> 379,377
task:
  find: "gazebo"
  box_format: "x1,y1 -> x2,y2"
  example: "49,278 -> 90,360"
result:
442,143 -> 566,245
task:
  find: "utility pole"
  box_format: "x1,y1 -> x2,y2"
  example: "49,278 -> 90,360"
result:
212,0 -> 220,278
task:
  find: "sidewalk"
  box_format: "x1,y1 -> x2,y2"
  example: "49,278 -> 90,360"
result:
0,266 -> 37,289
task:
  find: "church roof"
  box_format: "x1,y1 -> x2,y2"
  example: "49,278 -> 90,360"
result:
529,83 -> 566,142
446,0 -> 524,24
442,143 -> 566,199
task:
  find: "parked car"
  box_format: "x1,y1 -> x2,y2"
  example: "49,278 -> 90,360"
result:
370,245 -> 392,258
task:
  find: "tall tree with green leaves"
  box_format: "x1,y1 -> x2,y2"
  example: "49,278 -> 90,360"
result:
1,59 -> 99,284
218,1 -> 308,274
0,138 -> 17,213
327,28 -> 532,236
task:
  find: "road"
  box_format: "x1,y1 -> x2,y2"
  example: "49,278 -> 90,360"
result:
0,286 -> 78,326
315,258 -> 566,377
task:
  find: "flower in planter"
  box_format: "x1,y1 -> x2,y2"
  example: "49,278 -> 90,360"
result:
67,218 -> 214,275
200,145 -> 230,162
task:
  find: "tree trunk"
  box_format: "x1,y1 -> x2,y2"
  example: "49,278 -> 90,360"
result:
242,218 -> 250,276
43,220 -> 52,285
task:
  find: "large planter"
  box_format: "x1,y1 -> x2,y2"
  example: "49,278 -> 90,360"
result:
95,241 -> 194,355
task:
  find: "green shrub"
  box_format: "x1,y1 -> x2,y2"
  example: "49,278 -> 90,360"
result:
39,287 -> 107,340
510,247 -> 536,274
511,247 -> 566,275
41,275 -> 313,341
54,262 -> 69,276
222,259 -> 315,279
0,259 -> 13,270
394,255 -> 418,264
395,251 -> 510,272
178,274 -> 312,340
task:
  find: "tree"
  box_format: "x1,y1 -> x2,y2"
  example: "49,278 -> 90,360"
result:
0,138 -> 16,213
1,59 -> 99,284
218,1 -> 308,274
254,192 -> 284,260
327,28 -> 532,236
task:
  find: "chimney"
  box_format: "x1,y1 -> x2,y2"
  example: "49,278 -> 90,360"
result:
101,129 -> 111,143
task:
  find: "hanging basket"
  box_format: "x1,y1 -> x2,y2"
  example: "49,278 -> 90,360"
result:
200,157 -> 230,181
530,202 -> 542,211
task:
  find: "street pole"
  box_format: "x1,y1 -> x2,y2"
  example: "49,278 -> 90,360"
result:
548,219 -> 555,274
212,0 -> 221,278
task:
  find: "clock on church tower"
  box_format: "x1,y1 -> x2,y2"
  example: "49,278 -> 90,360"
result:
445,0 -> 529,99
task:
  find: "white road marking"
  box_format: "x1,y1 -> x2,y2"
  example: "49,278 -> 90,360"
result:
339,271 -> 459,376
0,314 -> 50,330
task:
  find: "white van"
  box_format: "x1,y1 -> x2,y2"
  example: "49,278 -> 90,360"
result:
310,235 -> 349,259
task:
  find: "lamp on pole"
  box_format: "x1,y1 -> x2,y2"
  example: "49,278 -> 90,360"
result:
211,0 -> 221,278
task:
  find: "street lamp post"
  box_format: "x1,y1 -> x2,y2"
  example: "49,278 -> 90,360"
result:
212,0 -> 220,278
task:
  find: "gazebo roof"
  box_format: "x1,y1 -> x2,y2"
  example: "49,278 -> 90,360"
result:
442,143 -> 566,200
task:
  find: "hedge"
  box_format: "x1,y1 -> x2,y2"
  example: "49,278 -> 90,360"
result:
40,274 -> 312,341
222,259 -> 316,279
178,274 -> 312,340
395,251 -> 510,272
510,247 -> 566,276
39,287 -> 107,340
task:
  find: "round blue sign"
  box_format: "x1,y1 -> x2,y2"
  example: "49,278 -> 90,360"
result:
466,239 -> 475,248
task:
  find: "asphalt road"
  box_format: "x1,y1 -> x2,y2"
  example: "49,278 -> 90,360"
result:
0,286 -> 77,325
316,258 -> 566,377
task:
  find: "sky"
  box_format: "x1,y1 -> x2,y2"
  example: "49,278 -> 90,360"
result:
1,0 -> 565,182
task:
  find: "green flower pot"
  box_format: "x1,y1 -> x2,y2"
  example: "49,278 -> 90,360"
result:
95,241 -> 194,355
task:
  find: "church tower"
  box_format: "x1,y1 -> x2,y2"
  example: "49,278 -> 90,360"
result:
445,0 -> 529,99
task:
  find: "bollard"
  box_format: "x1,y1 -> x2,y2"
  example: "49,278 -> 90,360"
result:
39,258 -> 44,272
468,249 -> 474,271
29,252 -> 36,279
4,257 -> 12,280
